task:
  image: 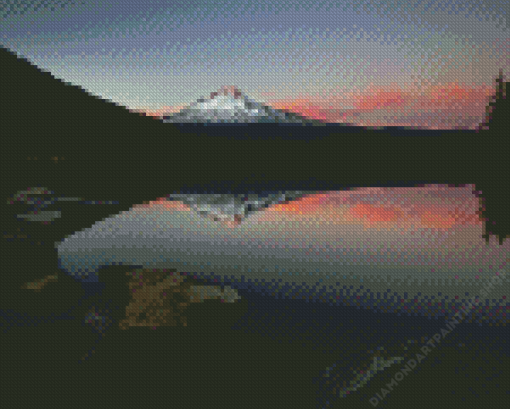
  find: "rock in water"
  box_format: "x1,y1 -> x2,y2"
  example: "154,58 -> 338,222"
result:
56,186 -> 509,325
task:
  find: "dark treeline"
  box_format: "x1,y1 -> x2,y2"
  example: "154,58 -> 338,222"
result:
1,47 -> 508,243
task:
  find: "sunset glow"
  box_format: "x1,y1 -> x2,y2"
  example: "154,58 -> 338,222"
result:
2,1 -> 506,129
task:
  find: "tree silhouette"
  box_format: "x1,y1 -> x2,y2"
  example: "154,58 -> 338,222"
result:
476,68 -> 508,132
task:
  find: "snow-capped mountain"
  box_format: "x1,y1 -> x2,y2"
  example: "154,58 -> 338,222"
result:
165,190 -> 316,223
162,86 -> 321,124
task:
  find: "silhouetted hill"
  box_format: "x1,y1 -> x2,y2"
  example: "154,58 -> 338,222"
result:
0,47 -> 167,136
1,46 -> 508,242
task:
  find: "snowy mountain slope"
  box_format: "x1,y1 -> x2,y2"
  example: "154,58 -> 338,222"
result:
162,86 -> 322,124
165,190 -> 317,223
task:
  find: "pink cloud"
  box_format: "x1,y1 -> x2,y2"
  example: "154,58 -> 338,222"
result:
260,185 -> 484,232
265,82 -> 497,128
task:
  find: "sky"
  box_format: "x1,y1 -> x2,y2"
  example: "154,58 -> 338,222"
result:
1,0 -> 508,129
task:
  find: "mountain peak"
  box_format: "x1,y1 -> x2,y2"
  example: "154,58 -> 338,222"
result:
162,85 -> 322,124
210,85 -> 244,100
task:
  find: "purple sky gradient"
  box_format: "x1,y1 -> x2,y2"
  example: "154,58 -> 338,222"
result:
1,0 -> 508,128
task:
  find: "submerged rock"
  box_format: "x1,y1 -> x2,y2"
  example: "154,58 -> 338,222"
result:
56,186 -> 509,325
